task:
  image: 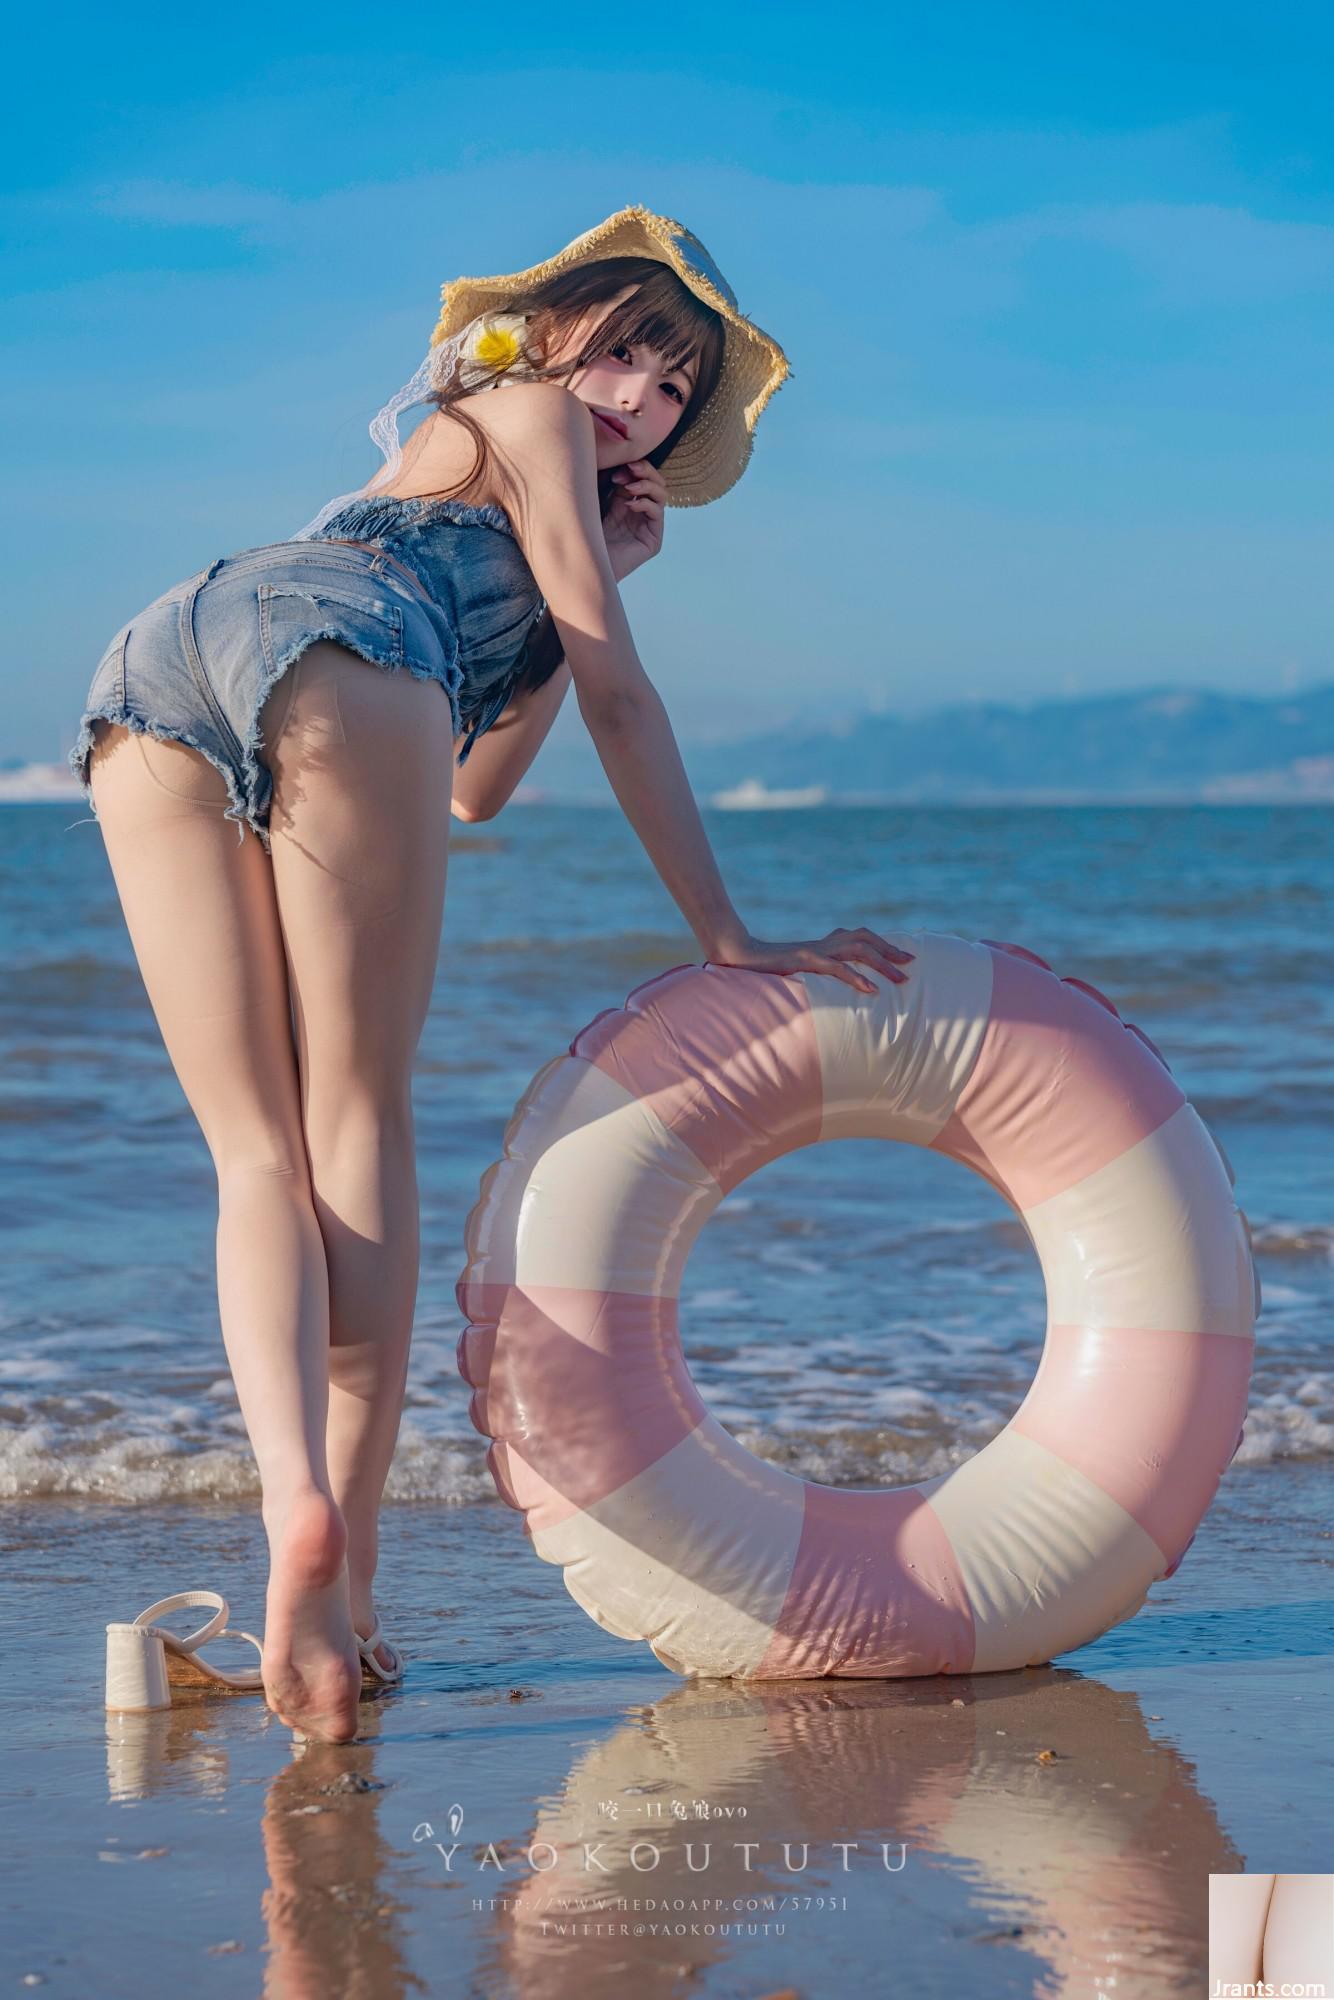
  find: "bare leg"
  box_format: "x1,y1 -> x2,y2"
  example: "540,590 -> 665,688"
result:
87,719 -> 361,1741
259,643 -> 453,1671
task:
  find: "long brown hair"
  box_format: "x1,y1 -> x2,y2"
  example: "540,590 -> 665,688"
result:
422,255 -> 726,705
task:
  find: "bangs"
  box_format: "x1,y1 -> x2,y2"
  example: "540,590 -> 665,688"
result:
587,267 -> 723,389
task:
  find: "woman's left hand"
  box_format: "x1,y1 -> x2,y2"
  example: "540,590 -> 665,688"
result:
603,458 -> 667,581
707,928 -> 916,994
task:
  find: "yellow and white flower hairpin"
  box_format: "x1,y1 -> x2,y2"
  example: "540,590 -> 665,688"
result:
455,311 -> 534,390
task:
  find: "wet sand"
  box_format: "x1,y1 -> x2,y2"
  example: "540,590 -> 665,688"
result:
2,1465 -> 1329,1999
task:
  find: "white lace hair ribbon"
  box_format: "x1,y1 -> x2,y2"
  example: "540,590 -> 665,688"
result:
290,314 -> 531,540
289,337 -> 455,539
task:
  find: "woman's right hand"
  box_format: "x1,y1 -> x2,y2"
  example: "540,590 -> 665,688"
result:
603,458 -> 667,582
706,928 -> 916,994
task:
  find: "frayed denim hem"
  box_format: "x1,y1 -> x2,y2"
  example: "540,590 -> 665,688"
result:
68,633 -> 464,857
65,706 -> 259,848
238,624 -> 464,857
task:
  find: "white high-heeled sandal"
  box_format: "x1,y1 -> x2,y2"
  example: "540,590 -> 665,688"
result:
356,1614 -> 404,1686
105,1590 -> 264,1712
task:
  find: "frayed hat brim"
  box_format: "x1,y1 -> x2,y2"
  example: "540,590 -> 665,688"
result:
430,204 -> 790,506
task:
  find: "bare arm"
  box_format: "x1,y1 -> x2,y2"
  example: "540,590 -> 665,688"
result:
571,675 -> 749,953
475,382 -> 913,991
450,639 -> 571,822
451,458 -> 665,822
481,383 -> 748,952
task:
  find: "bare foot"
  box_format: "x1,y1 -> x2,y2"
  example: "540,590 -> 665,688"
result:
262,1489 -> 361,1742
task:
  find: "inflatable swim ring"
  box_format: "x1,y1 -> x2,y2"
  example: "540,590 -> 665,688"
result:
456,932 -> 1257,1679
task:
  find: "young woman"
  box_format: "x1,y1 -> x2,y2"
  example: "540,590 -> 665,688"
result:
69,205 -> 915,1744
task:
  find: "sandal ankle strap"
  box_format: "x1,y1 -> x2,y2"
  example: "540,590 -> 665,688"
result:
355,1616 -> 403,1681
132,1589 -> 228,1655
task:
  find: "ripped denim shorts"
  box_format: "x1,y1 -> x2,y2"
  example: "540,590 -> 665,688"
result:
67,541 -> 466,855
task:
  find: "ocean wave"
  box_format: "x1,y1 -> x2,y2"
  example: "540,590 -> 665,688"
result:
732,1392 -> 1332,1481
1233,1377 -> 1334,1463
1249,1221 -> 1334,1260
3,1375 -> 1327,1504
0,1418 -> 496,1505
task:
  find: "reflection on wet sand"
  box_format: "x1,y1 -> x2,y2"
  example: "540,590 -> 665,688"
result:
259,1735 -> 417,1998
483,1671 -> 1237,1998
106,1666 -> 1240,1998
105,1692 -> 414,1998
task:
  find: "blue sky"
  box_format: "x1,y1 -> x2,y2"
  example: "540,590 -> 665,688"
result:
5,0 -> 1332,764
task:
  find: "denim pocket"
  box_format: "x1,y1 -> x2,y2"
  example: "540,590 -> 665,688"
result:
257,580 -> 407,682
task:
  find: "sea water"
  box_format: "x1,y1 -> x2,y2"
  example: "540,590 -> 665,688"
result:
1,801 -> 1330,1512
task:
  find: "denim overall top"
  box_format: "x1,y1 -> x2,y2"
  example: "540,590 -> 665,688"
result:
302,493 -> 547,764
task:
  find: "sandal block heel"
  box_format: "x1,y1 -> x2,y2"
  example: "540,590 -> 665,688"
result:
105,1589 -> 264,1711
105,1619 -> 171,1712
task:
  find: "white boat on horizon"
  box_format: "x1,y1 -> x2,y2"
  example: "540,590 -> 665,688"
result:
0,761 -> 81,802
709,775 -> 829,810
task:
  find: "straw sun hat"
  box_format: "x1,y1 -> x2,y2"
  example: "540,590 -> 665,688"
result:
433,204 -> 791,508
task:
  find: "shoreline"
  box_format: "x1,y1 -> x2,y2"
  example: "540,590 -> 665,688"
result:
4,1483 -> 1330,1998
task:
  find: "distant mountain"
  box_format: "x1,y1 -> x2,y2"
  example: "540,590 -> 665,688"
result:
9,684 -> 1334,806
510,683 -> 1334,803
673,685 -> 1334,804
